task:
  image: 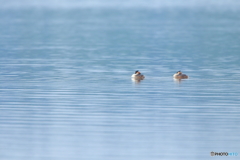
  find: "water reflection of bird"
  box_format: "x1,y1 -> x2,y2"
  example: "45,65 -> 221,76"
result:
131,70 -> 145,80
173,71 -> 188,79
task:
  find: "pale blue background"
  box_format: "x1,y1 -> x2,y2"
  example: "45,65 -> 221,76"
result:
0,1 -> 240,160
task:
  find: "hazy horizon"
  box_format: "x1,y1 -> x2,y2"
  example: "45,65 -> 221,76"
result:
1,0 -> 240,10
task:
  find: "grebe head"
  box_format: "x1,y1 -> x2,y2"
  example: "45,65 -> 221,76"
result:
135,70 -> 141,74
177,71 -> 182,75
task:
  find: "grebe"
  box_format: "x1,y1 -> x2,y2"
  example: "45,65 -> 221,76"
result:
173,71 -> 188,79
131,70 -> 145,80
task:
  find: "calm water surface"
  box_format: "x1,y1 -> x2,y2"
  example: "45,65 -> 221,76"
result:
0,6 -> 240,160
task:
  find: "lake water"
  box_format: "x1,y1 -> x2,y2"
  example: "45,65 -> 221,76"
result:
0,3 -> 240,160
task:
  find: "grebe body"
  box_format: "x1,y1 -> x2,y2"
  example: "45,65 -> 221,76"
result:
131,70 -> 145,80
173,71 -> 188,79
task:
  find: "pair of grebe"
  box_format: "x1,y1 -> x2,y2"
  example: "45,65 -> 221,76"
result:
131,70 -> 188,80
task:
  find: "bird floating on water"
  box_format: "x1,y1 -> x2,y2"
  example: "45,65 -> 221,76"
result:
173,71 -> 188,79
131,70 -> 145,80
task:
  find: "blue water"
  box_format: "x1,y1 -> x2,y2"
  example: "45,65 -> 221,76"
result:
0,2 -> 240,160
